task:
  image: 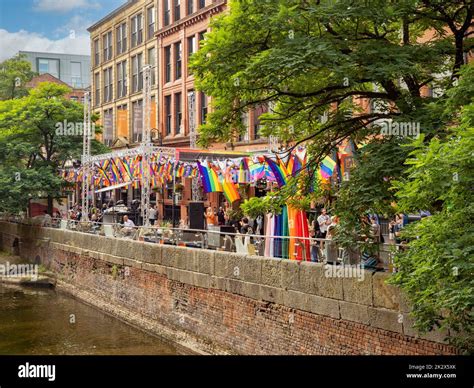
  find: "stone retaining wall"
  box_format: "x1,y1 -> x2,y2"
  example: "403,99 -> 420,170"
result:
0,222 -> 456,355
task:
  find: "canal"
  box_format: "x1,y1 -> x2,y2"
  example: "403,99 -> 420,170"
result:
0,255 -> 183,355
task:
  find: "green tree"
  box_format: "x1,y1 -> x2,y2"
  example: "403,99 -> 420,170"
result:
191,0 -> 474,348
191,0 -> 472,149
191,0 -> 472,215
0,82 -> 107,214
388,67 -> 474,353
0,54 -> 36,100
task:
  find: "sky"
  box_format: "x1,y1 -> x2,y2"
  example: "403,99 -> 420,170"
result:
0,0 -> 125,61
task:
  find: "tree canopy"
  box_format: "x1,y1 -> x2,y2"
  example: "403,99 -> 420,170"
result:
191,0 -> 474,351
0,54 -> 36,100
0,82 -> 106,213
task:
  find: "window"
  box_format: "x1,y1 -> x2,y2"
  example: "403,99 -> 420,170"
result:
94,39 -> 100,66
174,41 -> 182,80
165,95 -> 172,135
103,67 -> 112,103
239,110 -> 249,142
199,92 -> 207,124
187,35 -> 195,58
116,60 -> 127,98
147,7 -> 155,39
164,45 -> 171,83
116,23 -> 127,54
132,53 -> 143,93
174,0 -> 180,22
103,108 -> 114,146
38,58 -> 59,78
94,73 -> 100,106
198,0 -> 205,9
187,0 -> 194,15
103,31 -> 112,62
148,47 -> 156,85
70,96 -> 78,102
132,100 -> 143,142
198,30 -> 206,47
175,92 -> 182,134
164,0 -> 170,26
71,62 -> 81,87
253,103 -> 268,139
131,13 -> 143,47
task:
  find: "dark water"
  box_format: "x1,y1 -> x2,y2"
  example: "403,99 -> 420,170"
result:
0,283 -> 183,355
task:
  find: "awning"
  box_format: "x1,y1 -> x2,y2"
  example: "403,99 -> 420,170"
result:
95,181 -> 133,193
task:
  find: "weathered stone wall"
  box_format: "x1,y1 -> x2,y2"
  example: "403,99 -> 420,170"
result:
0,222 -> 456,355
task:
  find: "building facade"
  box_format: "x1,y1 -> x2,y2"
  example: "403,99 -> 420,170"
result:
19,51 -> 91,89
88,0 -> 274,222
25,73 -> 87,102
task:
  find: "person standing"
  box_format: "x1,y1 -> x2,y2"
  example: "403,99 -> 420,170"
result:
205,207 -> 217,228
149,205 -> 157,225
309,218 -> 320,262
239,217 -> 253,235
217,207 -> 225,226
370,216 -> 381,243
317,208 -> 331,238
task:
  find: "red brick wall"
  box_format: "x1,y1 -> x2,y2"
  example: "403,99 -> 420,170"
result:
0,222 -> 457,355
48,247 -> 455,355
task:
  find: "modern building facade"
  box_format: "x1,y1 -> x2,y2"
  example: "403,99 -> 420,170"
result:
19,51 -> 91,89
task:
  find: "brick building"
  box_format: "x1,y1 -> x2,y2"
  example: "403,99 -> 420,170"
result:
26,73 -> 87,102
88,0 -> 272,221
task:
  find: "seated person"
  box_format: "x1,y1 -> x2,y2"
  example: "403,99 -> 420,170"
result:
121,215 -> 136,236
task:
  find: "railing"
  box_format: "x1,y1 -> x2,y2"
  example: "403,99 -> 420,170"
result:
73,218 -> 402,271
0,215 -> 401,272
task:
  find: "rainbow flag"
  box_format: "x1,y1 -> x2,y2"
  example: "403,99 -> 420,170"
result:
221,176 -> 240,203
265,156 -> 288,187
197,161 -> 222,193
120,158 -> 133,181
249,161 -> 265,181
320,156 -> 336,179
238,157 -> 249,184
287,154 -> 303,177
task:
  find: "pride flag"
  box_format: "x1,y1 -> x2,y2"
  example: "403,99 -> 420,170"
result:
320,156 -> 336,179
221,177 -> 240,203
265,156 -> 288,187
197,161 -> 223,193
287,154 -> 303,176
238,157 -> 249,184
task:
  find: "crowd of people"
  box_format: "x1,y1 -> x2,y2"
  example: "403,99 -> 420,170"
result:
44,199 -> 422,271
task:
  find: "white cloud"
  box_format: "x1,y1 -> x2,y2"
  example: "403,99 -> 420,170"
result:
33,0 -> 100,13
0,29 -> 90,62
54,15 -> 94,37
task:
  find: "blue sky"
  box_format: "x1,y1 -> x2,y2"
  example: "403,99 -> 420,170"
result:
0,0 -> 124,60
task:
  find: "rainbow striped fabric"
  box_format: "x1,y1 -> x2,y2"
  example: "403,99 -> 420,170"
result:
320,156 -> 336,179
197,161 -> 223,193
265,156 -> 288,187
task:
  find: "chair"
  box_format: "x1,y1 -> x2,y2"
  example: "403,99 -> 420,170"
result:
247,244 -> 256,255
235,236 -> 247,254
104,224 -> 115,238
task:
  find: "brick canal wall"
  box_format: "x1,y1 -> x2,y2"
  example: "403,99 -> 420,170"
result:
0,222 -> 457,355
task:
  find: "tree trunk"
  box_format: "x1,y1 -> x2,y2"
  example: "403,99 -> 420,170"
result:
47,195 -> 53,215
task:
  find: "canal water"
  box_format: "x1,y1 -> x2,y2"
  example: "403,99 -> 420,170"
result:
0,255 -> 183,355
